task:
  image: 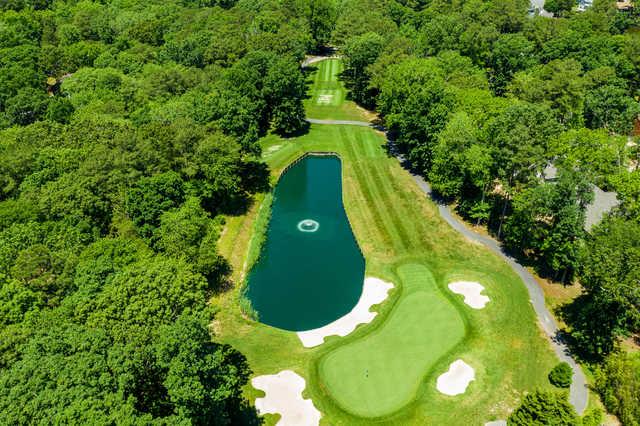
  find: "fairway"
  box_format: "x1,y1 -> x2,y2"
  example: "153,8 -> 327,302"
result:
214,58 -> 559,425
319,264 -> 466,417
304,58 -> 371,122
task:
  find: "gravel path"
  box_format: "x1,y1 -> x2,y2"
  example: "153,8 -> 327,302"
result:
305,116 -> 588,414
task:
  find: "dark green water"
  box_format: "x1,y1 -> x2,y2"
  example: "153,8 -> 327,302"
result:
246,155 -> 365,331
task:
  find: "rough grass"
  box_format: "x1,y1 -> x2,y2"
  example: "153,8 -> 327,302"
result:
213,59 -> 558,425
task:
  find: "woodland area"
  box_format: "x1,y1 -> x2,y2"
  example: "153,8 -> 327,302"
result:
0,0 -> 639,424
0,0 -> 314,423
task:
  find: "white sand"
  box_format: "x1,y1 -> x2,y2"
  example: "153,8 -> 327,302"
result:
252,370 -> 321,426
448,281 -> 490,309
436,359 -> 475,396
485,421 -> 507,426
297,277 -> 394,348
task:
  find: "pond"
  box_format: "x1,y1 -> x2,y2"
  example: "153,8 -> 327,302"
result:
246,154 -> 365,331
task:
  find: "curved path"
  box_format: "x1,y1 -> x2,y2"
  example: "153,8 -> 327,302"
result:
305,116 -> 588,414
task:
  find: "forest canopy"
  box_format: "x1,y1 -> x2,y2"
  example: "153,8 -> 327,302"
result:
0,0 -> 323,423
1,0 -> 640,423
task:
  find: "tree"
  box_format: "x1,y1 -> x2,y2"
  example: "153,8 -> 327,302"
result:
72,237 -> 150,295
0,322 -> 135,424
504,170 -> 593,281
45,96 -> 74,124
436,50 -> 489,90
125,172 -> 186,242
263,56 -> 307,135
544,0 -> 576,16
595,351 -> 640,425
190,134 -> 243,212
548,362 -> 573,388
154,313 -> 251,423
156,197 -> 228,287
461,144 -> 495,224
584,84 -> 640,135
508,390 -> 579,425
488,34 -> 538,95
77,256 -> 210,340
553,128 -> 626,187
571,216 -> 640,355
430,112 -> 480,199
225,51 -> 307,138
611,170 -> 640,221
377,57 -> 452,172
488,101 -> 562,237
305,0 -> 335,49
489,102 -> 561,190
10,243 -> 68,306
418,14 -> 465,57
331,0 -> 397,47
0,276 -> 42,326
342,32 -> 385,108
5,87 -> 48,125
508,59 -> 585,127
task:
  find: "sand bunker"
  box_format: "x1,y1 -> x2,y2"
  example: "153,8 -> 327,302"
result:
252,370 -> 321,426
297,277 -> 394,348
436,359 -> 475,396
448,281 -> 490,309
485,421 -> 507,426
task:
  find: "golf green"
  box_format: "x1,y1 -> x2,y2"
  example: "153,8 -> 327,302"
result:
318,263 -> 466,418
246,155 -> 365,331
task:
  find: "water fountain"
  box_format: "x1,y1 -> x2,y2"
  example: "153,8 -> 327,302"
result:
297,219 -> 320,232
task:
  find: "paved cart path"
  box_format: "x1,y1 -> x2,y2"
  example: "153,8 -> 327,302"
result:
304,116 -> 588,414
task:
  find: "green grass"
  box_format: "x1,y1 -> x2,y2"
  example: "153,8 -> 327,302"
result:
304,58 -> 372,122
319,264 -> 466,418
214,58 -> 559,425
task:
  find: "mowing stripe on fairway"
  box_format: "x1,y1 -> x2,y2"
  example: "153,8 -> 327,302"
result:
351,132 -> 418,252
340,126 -> 399,252
318,264 -> 466,418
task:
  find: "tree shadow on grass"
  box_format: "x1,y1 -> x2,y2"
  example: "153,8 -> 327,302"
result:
302,65 -> 319,102
277,120 -> 310,138
233,401 -> 263,425
241,159 -> 271,194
